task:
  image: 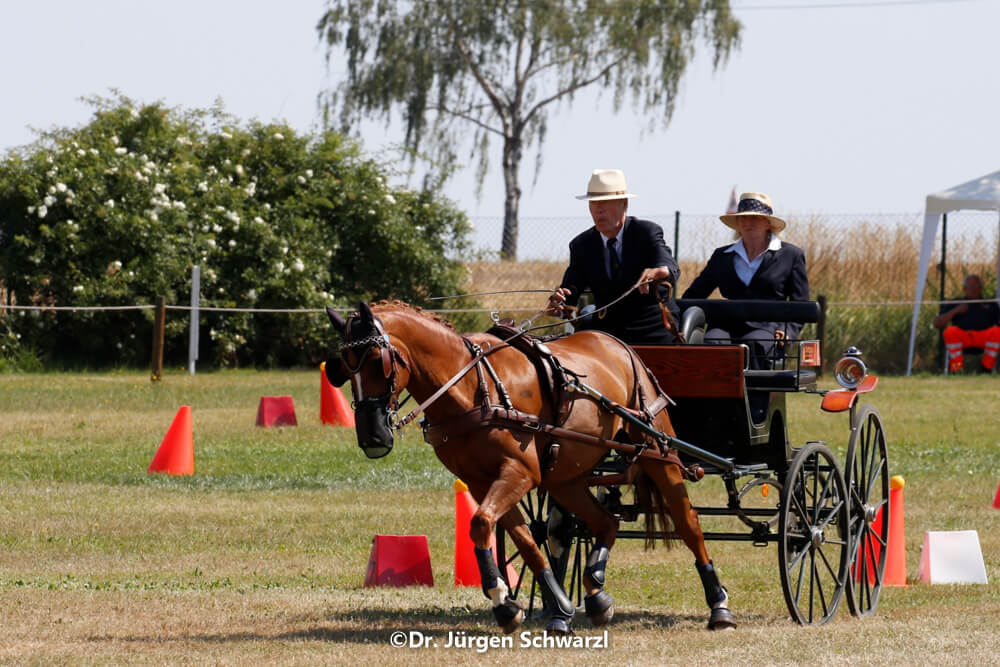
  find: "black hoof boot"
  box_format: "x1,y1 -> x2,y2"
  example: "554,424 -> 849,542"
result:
708,604 -> 737,631
493,599 -> 524,634
584,591 -> 615,627
545,615 -> 573,636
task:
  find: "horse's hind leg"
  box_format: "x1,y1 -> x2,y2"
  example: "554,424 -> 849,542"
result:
546,478 -> 618,627
639,459 -> 737,630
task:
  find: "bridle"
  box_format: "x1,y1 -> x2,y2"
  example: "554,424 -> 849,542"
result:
339,314 -> 408,427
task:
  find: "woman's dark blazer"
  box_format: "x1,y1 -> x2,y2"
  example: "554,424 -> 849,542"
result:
682,240 -> 809,339
559,217 -> 680,344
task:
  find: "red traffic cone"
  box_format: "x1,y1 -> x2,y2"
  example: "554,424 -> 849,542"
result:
364,535 -> 434,587
148,406 -> 194,475
993,481 -> 1000,510
320,362 -> 355,427
255,396 -> 298,427
454,479 -> 521,588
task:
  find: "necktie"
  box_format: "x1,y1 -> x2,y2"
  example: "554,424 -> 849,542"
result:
607,237 -> 621,280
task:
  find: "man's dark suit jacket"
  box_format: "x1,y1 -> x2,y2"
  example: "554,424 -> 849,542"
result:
559,217 -> 680,344
682,240 -> 810,339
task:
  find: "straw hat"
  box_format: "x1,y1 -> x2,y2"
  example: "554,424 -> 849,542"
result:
576,169 -> 637,201
720,192 -> 786,233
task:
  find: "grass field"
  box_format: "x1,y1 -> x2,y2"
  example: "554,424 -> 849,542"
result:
1,369 -> 999,664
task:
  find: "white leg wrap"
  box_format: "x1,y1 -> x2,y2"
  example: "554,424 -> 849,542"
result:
487,578 -> 510,608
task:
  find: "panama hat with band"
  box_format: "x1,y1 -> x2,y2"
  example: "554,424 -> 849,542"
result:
720,192 -> 786,233
576,169 -> 637,201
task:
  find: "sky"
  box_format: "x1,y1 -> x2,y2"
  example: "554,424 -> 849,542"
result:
3,0 -> 999,231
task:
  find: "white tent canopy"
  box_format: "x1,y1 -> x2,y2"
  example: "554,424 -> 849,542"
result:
906,170 -> 1000,375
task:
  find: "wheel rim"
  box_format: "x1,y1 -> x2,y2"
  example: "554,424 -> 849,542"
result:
495,490 -> 590,617
779,442 -> 850,625
845,405 -> 890,616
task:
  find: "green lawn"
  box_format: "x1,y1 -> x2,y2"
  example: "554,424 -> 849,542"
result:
1,370 -> 998,664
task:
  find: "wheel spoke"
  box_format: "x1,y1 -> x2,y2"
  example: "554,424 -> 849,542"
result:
816,539 -> 840,581
812,549 -> 830,620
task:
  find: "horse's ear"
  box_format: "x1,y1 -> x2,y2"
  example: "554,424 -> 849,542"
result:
359,301 -> 374,325
326,306 -> 346,334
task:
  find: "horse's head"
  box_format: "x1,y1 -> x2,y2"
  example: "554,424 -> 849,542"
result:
325,302 -> 409,459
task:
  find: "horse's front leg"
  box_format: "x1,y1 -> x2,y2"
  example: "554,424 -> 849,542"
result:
640,458 -> 737,630
467,463 -> 548,634
546,477 -> 619,628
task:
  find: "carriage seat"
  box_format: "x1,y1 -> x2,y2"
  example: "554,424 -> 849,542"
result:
744,369 -> 817,392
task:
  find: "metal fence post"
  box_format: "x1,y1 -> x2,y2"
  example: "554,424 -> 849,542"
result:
189,265 -> 200,376
151,295 -> 165,382
674,210 -> 680,261
816,294 -> 826,376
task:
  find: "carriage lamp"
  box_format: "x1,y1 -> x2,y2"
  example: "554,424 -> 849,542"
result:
800,340 -> 821,367
834,347 -> 867,389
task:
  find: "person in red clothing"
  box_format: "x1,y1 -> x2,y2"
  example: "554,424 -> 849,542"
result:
933,274 -> 1000,373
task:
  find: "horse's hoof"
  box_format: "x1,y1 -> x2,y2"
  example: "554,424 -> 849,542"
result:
545,616 -> 573,636
584,591 -> 614,627
708,607 -> 737,630
493,600 -> 524,634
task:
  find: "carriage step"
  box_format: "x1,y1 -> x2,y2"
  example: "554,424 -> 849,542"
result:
687,461 -> 769,476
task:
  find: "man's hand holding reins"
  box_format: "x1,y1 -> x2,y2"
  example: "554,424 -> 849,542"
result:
546,287 -> 573,317
637,266 -> 671,294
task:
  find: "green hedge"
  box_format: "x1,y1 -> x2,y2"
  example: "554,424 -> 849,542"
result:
0,95 -> 471,368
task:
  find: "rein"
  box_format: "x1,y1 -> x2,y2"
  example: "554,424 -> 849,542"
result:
344,276 -> 672,433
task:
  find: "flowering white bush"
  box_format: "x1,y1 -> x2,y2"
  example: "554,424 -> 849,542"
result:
0,94 -> 470,368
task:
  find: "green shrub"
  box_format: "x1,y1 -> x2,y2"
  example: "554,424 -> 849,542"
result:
0,94 -> 471,368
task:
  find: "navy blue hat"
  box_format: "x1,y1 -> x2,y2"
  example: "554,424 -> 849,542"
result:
720,192 -> 786,232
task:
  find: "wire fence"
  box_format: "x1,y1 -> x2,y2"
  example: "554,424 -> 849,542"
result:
2,211 -> 999,373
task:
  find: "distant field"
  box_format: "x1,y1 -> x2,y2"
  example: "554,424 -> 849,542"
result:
1,370 -> 998,664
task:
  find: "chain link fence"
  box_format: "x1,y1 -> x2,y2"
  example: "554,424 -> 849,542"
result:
465,210 -> 1000,373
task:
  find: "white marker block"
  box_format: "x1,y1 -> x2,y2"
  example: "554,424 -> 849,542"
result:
917,530 -> 988,584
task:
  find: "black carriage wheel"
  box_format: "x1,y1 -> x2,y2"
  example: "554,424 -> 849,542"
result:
844,405 -> 890,617
494,490 -> 591,618
778,442 -> 850,625
735,476 -> 783,529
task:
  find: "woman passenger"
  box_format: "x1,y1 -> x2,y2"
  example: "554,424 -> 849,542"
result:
682,192 -> 809,372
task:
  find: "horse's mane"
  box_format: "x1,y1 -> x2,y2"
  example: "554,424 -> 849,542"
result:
371,299 -> 455,331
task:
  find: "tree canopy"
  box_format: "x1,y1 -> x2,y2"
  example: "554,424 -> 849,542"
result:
318,0 -> 740,259
0,94 -> 470,369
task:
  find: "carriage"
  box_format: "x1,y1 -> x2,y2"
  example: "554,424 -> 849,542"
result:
493,298 -> 891,626
325,296 -> 890,631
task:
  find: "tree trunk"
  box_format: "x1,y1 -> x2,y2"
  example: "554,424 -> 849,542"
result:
500,132 -> 522,260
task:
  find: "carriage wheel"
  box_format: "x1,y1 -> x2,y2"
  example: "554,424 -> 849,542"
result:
844,405 -> 890,617
494,489 -> 590,618
778,442 -> 850,625
735,476 -> 783,529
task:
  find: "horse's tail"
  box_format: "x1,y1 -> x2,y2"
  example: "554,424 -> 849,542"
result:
634,470 -> 676,550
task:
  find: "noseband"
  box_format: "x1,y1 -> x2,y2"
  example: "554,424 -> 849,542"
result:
339,314 -> 407,427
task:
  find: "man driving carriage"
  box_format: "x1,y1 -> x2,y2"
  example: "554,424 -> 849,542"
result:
545,168 -> 681,343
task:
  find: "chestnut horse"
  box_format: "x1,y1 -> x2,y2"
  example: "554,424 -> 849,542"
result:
324,301 -> 735,633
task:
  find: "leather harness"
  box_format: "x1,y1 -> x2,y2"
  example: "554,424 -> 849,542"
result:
419,322 -> 699,480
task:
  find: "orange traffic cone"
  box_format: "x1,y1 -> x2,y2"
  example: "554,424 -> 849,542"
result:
993,481 -> 1000,510
883,475 -> 907,586
320,362 -> 355,427
454,479 -> 521,588
148,406 -> 194,475
854,475 -> 906,586
455,479 -> 481,586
